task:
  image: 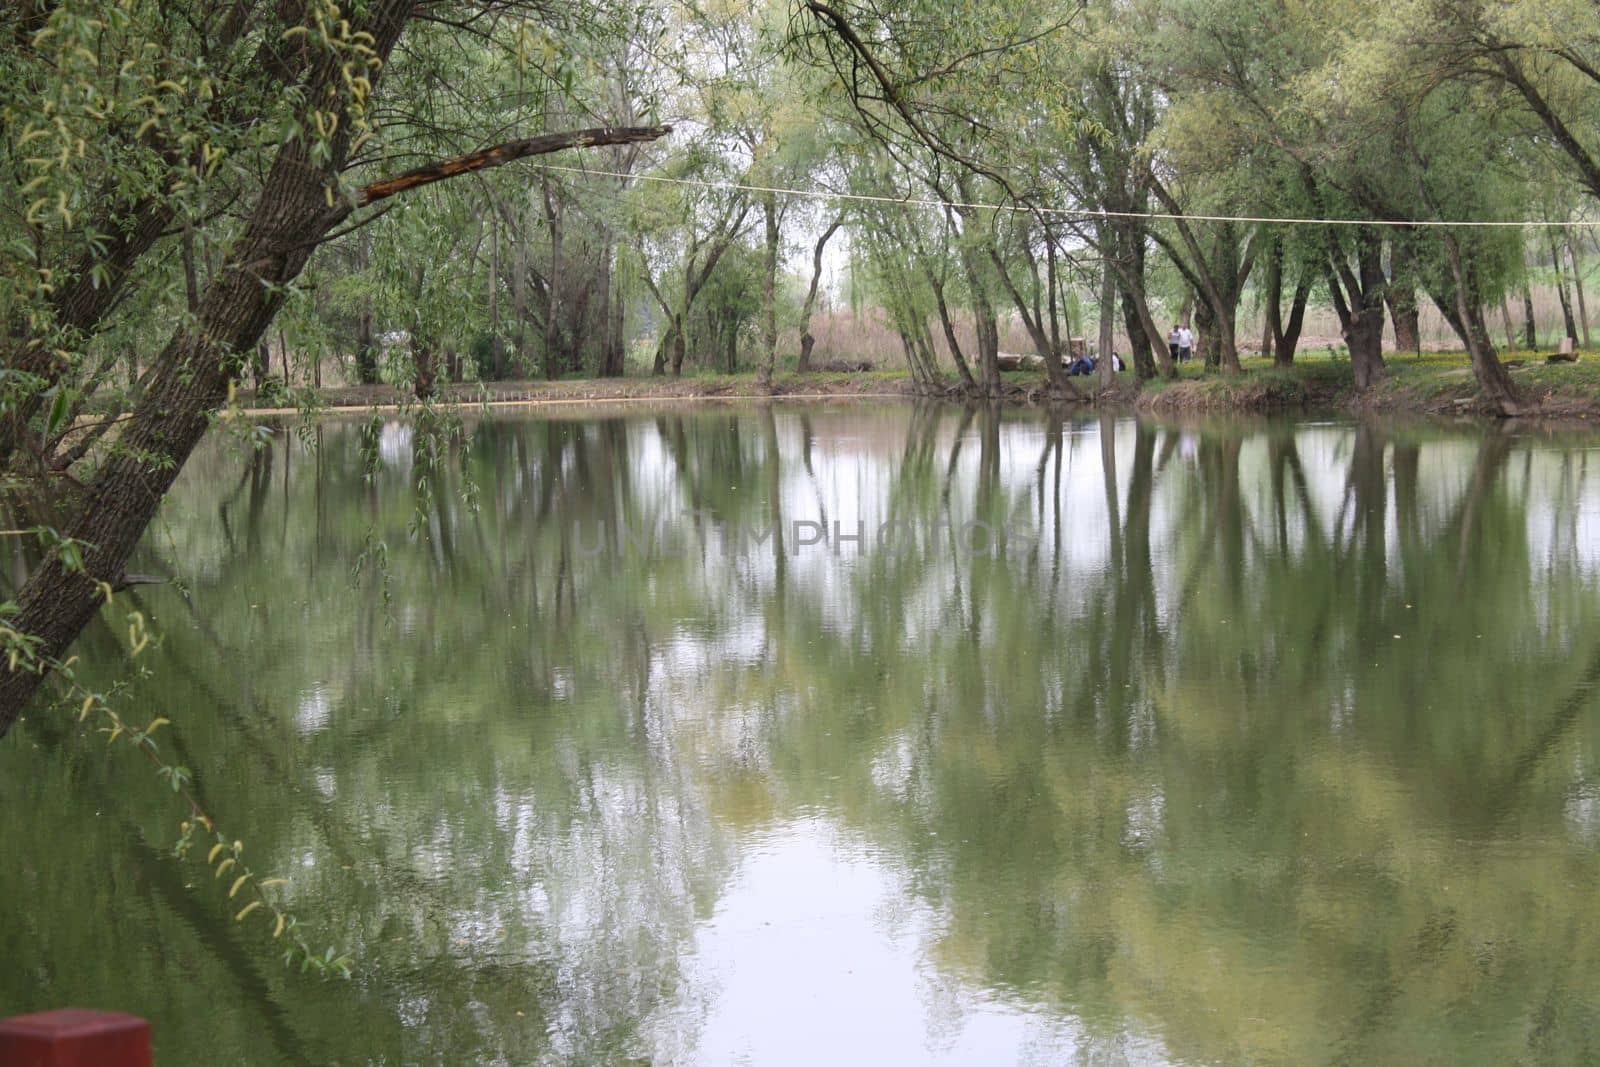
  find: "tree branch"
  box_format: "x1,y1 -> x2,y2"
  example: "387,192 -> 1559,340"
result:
354,125 -> 672,206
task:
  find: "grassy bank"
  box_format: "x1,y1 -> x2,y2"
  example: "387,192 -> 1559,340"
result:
237,352 -> 1600,424
1133,351 -> 1600,421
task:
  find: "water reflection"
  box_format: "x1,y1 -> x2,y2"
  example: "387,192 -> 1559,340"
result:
3,405 -> 1600,1064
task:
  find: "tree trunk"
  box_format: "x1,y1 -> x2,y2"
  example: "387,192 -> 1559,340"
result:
1280,281 -> 1311,366
1263,236 -> 1283,360
1569,240 -> 1592,349
1327,228 -> 1387,390
598,248 -> 625,377
670,309 -> 687,377
1197,298 -> 1219,370
1107,251 -> 1176,381
1388,294 -> 1420,354
759,191 -> 779,384
512,237 -> 529,378
0,15 -> 682,735
412,336 -> 436,400
928,284 -> 979,391
986,240 -> 1075,393
1550,230 -> 1579,343
1098,254 -> 1116,388
1119,285 -> 1154,379
1523,282 -> 1538,349
1442,230 -> 1520,415
797,219 -> 842,372
1348,311 -> 1384,390
355,308 -> 378,384
542,177 -> 564,381
488,214 -> 505,379
652,322 -> 674,376
1386,240 -> 1421,355
0,0 -> 415,736
1267,256 -> 1311,367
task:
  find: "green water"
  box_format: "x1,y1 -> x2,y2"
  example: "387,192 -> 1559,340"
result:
4,404 -> 1600,1065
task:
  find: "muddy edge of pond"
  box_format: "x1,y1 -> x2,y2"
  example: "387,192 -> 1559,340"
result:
236,363 -> 1600,428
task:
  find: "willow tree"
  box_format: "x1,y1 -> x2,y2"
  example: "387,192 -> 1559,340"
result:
0,2 -> 668,736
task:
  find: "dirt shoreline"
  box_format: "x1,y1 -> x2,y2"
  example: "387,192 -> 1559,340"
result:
235,361 -> 1600,426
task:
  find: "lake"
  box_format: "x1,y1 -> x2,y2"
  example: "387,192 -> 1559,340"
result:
4,403 -> 1600,1065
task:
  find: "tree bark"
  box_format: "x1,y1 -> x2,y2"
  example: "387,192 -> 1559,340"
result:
1326,228 -> 1387,390
1269,267 -> 1311,367
487,214 -> 505,379
1098,254 -> 1116,388
759,192 -> 780,384
411,335 -> 436,400
1386,240 -> 1421,356
1499,295 -> 1518,352
355,308 -> 378,385
1549,229 -> 1579,343
356,125 -> 670,206
542,176 -> 565,380
1523,282 -> 1538,349
1569,240 -> 1592,349
986,241 -> 1076,394
797,220 -> 842,372
1441,229 -> 1521,415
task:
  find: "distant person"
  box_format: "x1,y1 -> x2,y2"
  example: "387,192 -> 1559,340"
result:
1167,326 -> 1181,365
1112,352 -> 1125,373
1067,353 -> 1095,376
1178,324 -> 1194,363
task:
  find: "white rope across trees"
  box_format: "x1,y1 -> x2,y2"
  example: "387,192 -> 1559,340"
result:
532,161 -> 1594,230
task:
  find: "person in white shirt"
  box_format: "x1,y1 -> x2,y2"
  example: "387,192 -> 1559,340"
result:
1177,325 -> 1194,363
1167,326 -> 1181,365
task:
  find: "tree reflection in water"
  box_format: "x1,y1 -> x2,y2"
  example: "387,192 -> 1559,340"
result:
4,405 -> 1599,1065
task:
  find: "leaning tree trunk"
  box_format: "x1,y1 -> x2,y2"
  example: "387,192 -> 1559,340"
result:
1276,277 -> 1310,366
1500,296 -> 1518,352
0,0 -> 416,736
0,91 -> 672,735
1442,231 -> 1520,415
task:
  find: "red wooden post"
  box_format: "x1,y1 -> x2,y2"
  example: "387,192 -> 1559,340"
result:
0,1010 -> 151,1067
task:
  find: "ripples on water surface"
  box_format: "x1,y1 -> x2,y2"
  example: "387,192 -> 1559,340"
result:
4,404 -> 1600,1064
